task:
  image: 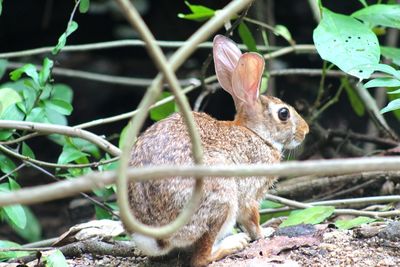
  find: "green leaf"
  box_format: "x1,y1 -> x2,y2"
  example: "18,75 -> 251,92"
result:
357,0 -> 368,7
39,58 -> 54,87
0,153 -> 16,175
95,206 -> 112,220
52,84 -> 73,103
381,98 -> 400,114
45,249 -> 68,267
335,216 -> 376,230
352,4 -> 400,29
45,108 -> 67,125
381,46 -> 400,66
0,88 -> 22,116
0,240 -> 29,261
313,8 -> 380,80
8,178 -> 20,190
52,21 -> 79,55
0,0 -> 3,16
58,144 -> 89,164
0,59 -> 7,79
71,138 -> 100,159
360,63 -> 400,80
260,76 -> 268,94
238,22 -> 258,52
274,25 -> 294,45
9,64 -> 39,85
0,103 -> 25,121
22,142 -> 36,159
25,107 -> 48,123
387,88 -> 400,120
260,200 -> 284,209
79,0 -> 90,13
177,1 -> 215,21
280,206 -> 335,228
1,192 -> 27,229
342,77 -> 365,116
150,92 -> 176,121
364,77 -> 400,88
43,99 -> 73,115
8,206 -> 42,242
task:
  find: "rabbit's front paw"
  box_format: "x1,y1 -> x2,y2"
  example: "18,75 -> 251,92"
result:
211,232 -> 250,258
261,226 -> 274,238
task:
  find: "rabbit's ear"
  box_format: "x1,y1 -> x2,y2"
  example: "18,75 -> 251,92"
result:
213,35 -> 242,96
231,52 -> 265,106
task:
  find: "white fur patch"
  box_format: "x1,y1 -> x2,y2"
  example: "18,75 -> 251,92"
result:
132,233 -> 171,256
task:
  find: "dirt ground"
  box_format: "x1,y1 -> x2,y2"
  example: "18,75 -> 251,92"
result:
8,220 -> 398,267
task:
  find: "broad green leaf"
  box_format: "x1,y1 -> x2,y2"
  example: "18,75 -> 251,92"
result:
364,77 -> 400,88
360,63 -> 400,80
0,88 -> 22,116
1,200 -> 27,230
342,77 -> 365,116
387,88 -> 400,120
39,58 -> 54,87
45,249 -> 68,267
280,206 -> 335,228
43,99 -> 73,115
274,25 -> 294,45
95,206 -> 112,220
79,0 -> 90,13
119,124 -> 129,149
10,64 -> 39,85
52,21 -> 79,55
177,1 -> 215,21
45,108 -> 67,125
25,107 -> 48,123
0,240 -> 29,261
260,200 -> 284,209
0,130 -> 12,141
381,46 -> 400,66
238,22 -> 258,52
8,206 -> 41,242
0,103 -> 25,121
8,178 -> 20,190
335,216 -> 376,230
58,144 -> 89,164
71,138 -> 100,159
52,84 -> 73,103
352,4 -> 400,29
381,98 -> 400,114
0,59 -> 7,79
0,0 -> 3,16
22,142 -> 36,159
150,92 -> 176,121
0,153 -> 16,175
313,8 -> 380,79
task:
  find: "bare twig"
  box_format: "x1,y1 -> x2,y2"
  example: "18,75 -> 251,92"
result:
1,157 -> 400,207
328,130 -> 398,147
0,163 -> 25,182
0,121 -> 120,156
264,193 -> 400,218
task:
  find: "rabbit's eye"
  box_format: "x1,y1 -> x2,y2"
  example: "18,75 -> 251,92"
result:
278,107 -> 290,121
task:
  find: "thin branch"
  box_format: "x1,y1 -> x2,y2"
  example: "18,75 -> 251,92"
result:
264,194 -> 400,218
260,195 -> 400,214
0,144 -> 118,169
0,121 -> 121,156
0,163 -> 25,182
6,62 -> 197,88
328,130 -> 398,147
27,162 -> 119,218
1,156 -> 400,206
0,40 -> 279,59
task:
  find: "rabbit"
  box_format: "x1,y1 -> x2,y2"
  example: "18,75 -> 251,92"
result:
128,35 -> 309,267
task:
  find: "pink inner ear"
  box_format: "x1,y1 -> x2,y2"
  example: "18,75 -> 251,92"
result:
213,35 -> 242,95
231,53 -> 265,105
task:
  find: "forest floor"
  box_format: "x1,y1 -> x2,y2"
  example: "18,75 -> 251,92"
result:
5,220 -> 400,267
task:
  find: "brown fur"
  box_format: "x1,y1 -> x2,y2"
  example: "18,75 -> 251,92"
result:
128,95 -> 309,266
